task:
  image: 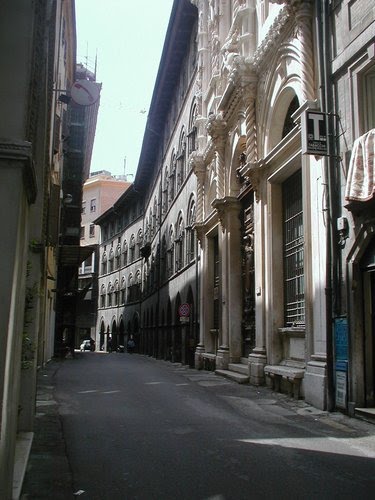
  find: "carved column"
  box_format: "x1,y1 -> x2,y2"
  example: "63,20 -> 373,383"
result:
212,197 -> 242,368
293,0 -> 315,101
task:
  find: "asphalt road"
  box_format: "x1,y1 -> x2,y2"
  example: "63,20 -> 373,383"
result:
54,352 -> 375,500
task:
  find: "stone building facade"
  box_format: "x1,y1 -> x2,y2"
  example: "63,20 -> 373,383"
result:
330,0 -> 375,418
0,1 -> 77,497
96,0 -> 375,416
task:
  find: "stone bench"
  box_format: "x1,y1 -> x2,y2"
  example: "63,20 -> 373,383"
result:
202,353 -> 216,371
264,364 -> 305,399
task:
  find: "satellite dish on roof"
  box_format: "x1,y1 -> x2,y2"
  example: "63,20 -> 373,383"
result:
71,79 -> 100,106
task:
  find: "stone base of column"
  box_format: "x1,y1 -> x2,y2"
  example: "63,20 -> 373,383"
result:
195,345 -> 205,370
216,347 -> 229,370
304,355 -> 327,410
249,347 -> 267,385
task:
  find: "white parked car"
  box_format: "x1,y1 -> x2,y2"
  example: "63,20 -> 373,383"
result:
80,340 -> 92,351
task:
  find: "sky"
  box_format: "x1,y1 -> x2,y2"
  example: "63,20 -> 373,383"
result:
75,0 -> 175,179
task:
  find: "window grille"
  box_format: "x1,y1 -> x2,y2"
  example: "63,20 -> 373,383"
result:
282,170 -> 305,326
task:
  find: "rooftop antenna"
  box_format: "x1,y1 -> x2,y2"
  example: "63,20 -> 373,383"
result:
94,49 -> 98,80
85,42 -> 89,71
124,156 -> 127,180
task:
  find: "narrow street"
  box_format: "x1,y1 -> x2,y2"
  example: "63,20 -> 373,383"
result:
24,353 -> 375,500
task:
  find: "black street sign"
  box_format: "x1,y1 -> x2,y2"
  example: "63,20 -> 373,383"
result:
302,110 -> 328,156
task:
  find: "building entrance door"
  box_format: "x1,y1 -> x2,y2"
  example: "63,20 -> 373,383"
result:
241,194 -> 255,357
361,238 -> 375,407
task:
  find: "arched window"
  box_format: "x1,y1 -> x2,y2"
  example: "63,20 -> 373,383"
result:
136,229 -> 143,259
128,274 -> 134,302
115,244 -> 121,269
129,234 -> 136,262
176,130 -> 186,191
163,168 -> 169,214
100,284 -> 106,308
108,248 -> 114,273
121,276 -> 126,304
169,153 -> 176,202
167,225 -> 175,278
282,95 -> 299,138
175,213 -> 185,272
150,254 -> 155,290
187,197 -> 196,262
161,235 -> 167,282
122,240 -> 128,266
135,270 -> 142,301
107,282 -> 113,307
188,102 -> 198,156
114,279 -> 120,306
153,197 -> 158,233
101,252 -> 107,275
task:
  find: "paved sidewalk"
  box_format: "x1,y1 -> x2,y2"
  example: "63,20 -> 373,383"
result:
21,360 -> 74,500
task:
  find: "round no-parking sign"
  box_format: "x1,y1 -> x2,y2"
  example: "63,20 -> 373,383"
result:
178,303 -> 190,317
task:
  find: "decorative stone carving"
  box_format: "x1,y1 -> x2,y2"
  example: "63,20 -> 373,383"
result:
251,6 -> 291,72
212,196 -> 241,233
206,112 -> 227,142
221,29 -> 240,77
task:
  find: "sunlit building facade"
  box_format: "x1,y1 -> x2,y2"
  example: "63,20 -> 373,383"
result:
95,0 -> 375,418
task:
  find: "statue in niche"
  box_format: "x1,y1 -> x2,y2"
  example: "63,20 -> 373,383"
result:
221,29 -> 240,75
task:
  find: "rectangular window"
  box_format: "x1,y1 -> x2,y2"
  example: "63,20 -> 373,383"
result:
80,226 -> 85,239
82,201 -> 86,214
283,170 -> 305,326
90,199 -> 96,213
89,224 -> 95,238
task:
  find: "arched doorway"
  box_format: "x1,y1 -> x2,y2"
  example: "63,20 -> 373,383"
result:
133,312 -> 140,353
111,319 -> 117,352
174,294 -> 182,363
186,286 -> 196,367
166,300 -> 172,361
99,320 -> 105,351
119,317 -> 125,348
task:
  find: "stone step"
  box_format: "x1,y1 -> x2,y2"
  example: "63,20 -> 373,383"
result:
355,407 -> 375,424
215,369 -> 249,384
228,363 -> 249,375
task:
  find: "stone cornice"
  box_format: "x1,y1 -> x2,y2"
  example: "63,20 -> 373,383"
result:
0,139 -> 37,203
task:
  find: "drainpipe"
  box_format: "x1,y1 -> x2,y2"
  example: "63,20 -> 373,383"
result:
317,0 -> 337,411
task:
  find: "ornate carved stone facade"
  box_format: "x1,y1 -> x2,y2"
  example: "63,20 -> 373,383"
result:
96,0 -> 374,418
